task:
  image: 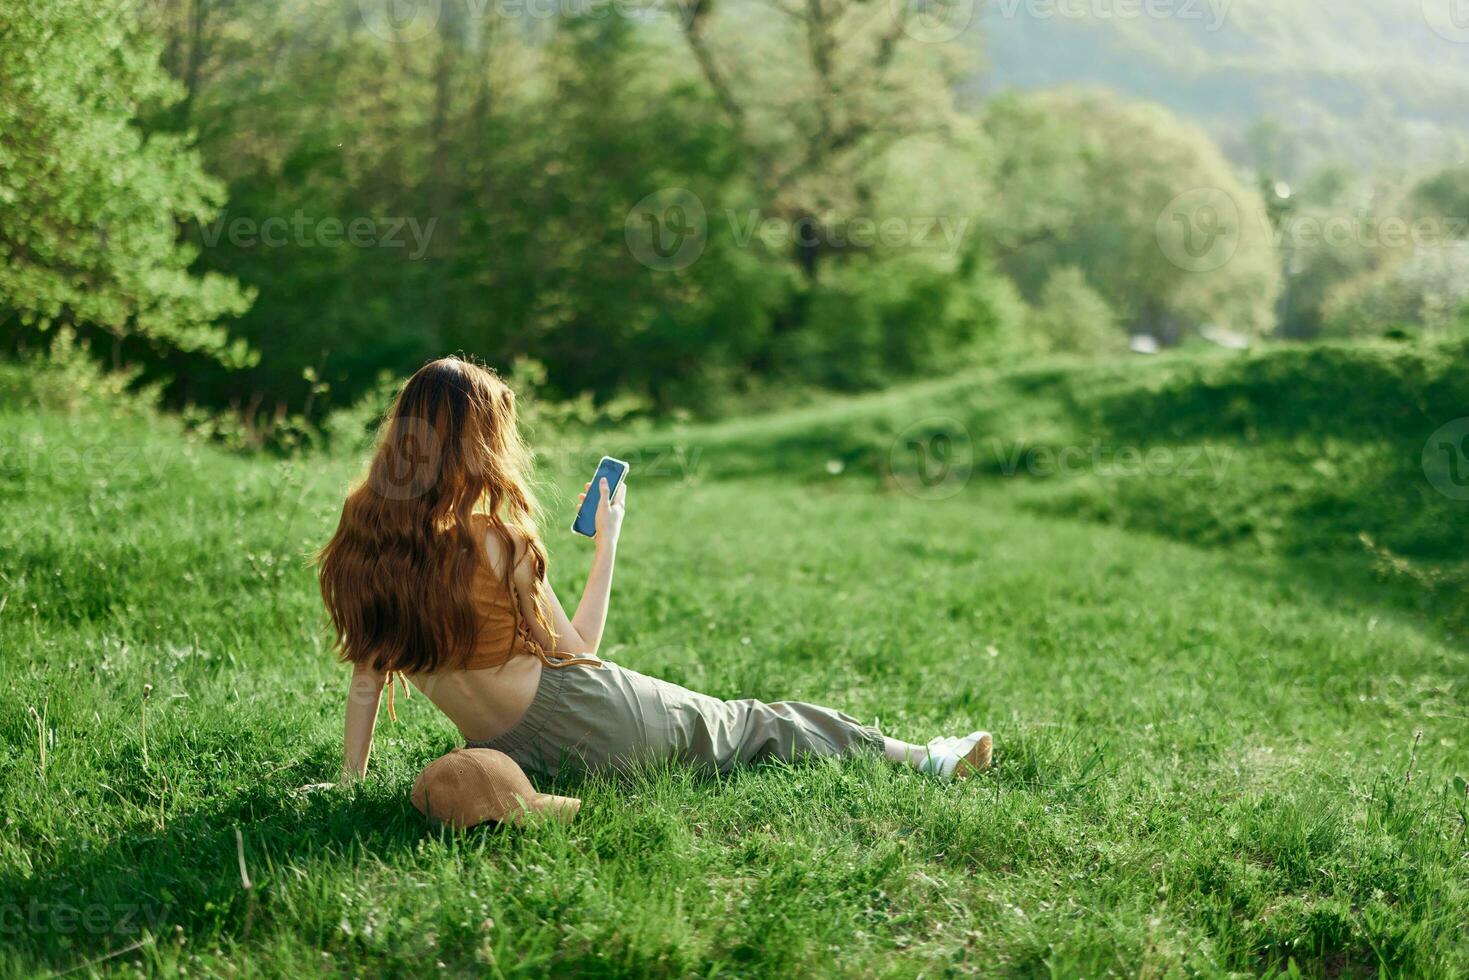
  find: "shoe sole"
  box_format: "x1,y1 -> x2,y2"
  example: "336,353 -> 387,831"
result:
953,733 -> 993,779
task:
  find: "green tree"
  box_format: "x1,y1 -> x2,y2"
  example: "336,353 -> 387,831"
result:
1307,165 -> 1469,339
152,1 -> 773,412
1027,267 -> 1124,355
980,89 -> 1281,343
668,0 -> 1004,384
1407,165 -> 1469,220
1270,168 -> 1382,340
0,0 -> 252,365
137,0 -> 1007,415
674,0 -> 975,275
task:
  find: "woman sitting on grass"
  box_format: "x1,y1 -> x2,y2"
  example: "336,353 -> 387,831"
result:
318,357 -> 992,785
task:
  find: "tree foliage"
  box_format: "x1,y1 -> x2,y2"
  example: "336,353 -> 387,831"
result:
980,89 -> 1281,342
122,0 -> 1007,415
0,0 -> 252,364
1027,267 -> 1124,355
1267,164 -> 1469,340
18,1 -> 1428,421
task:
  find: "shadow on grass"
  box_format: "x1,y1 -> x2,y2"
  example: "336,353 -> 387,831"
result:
1,740 -> 741,974
1010,446 -> 1468,639
0,735 -> 616,974
1,763 -> 410,971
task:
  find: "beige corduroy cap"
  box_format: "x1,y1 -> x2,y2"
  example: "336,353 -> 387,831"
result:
410,748 -> 580,828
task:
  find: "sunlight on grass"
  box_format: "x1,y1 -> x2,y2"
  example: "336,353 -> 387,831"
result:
2,354 -> 1466,977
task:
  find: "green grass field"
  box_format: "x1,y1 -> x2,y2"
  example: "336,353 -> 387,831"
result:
2,344 -> 1467,978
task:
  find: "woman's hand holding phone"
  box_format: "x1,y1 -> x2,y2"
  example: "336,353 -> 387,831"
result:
578,477 -> 627,548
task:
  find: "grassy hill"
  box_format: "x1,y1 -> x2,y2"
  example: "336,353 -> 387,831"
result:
1,343 -> 1466,976
618,338 -> 1469,629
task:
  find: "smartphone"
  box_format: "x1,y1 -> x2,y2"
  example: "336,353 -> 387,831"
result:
571,456 -> 629,538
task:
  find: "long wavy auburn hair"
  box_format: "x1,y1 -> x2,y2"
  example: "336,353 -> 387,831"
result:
317,356 -> 557,674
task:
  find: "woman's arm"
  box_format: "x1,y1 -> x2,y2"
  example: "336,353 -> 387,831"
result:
569,540 -> 617,652
341,662 -> 386,781
511,477 -> 627,656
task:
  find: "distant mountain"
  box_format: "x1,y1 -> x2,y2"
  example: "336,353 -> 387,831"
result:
965,0 -> 1469,179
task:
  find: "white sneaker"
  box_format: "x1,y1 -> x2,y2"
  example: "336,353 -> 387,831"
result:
919,731 -> 993,779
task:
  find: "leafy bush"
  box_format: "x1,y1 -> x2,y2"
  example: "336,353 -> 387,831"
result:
1274,163 -> 1469,341
1026,267 -> 1126,355
1322,246 -> 1469,338
0,328 -> 161,416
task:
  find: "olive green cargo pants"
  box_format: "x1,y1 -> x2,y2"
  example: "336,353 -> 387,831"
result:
467,658 -> 886,778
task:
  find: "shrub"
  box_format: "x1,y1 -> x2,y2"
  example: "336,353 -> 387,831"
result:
1026,267 -> 1126,355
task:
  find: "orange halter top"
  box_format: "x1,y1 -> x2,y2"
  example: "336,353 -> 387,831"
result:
384,515 -> 599,719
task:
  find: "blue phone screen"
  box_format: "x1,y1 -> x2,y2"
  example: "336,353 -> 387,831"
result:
573,458 -> 627,537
